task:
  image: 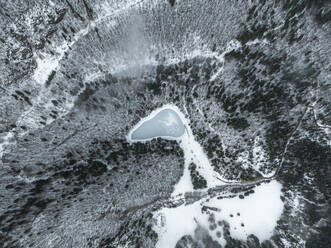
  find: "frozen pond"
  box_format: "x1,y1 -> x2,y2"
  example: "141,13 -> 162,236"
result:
129,108 -> 185,141
127,104 -> 222,194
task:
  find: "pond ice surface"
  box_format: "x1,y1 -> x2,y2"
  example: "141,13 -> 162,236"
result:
129,108 -> 185,141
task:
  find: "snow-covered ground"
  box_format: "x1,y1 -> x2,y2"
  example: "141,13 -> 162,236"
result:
154,180 -> 284,248
127,104 -> 285,247
174,119 -> 226,195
